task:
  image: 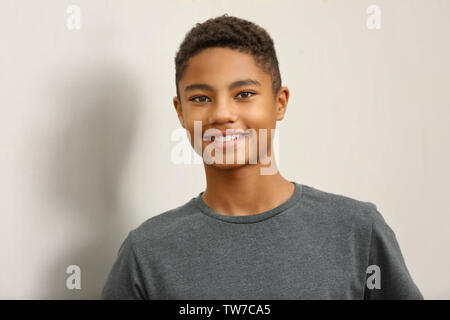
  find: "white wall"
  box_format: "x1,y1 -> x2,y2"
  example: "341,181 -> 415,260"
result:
0,0 -> 448,299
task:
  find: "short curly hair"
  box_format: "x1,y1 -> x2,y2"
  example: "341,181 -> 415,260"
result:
174,14 -> 282,100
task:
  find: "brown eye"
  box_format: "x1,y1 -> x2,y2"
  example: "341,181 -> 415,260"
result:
236,91 -> 255,99
190,96 -> 211,103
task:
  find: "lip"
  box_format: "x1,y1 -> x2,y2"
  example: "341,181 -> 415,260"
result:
203,129 -> 250,140
202,129 -> 251,149
210,133 -> 249,149
203,129 -> 247,139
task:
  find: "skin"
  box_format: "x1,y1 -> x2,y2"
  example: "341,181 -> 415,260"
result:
173,47 -> 294,216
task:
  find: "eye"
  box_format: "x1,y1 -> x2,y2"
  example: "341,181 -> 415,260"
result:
189,95 -> 211,103
236,91 -> 255,99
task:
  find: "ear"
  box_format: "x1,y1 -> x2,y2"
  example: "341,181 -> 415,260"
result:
275,86 -> 290,121
173,96 -> 185,128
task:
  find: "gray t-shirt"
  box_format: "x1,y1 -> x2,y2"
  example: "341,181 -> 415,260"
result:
101,182 -> 423,299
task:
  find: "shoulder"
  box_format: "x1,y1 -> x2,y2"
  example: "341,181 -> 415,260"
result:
300,183 -> 384,231
128,196 -> 205,249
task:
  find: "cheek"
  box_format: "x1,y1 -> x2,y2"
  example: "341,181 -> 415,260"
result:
243,104 -> 277,128
184,110 -> 208,130
183,121 -> 196,145
185,124 -> 206,149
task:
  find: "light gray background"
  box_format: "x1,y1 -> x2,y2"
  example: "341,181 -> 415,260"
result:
0,0 -> 448,299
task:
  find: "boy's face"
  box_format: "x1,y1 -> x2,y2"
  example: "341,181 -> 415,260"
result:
173,47 -> 289,169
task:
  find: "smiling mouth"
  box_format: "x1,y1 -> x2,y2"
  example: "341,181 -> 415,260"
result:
203,130 -> 251,142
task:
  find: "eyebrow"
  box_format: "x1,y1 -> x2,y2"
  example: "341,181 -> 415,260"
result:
184,79 -> 261,93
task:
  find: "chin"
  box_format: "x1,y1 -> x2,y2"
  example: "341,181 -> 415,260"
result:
205,155 -> 251,169
211,162 -> 248,170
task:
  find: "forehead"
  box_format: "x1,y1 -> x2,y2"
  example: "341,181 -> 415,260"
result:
180,47 -> 271,89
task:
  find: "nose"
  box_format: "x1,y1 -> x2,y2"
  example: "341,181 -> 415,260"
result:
207,97 -> 238,125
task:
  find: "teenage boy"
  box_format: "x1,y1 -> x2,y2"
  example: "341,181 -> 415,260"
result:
102,14 -> 423,300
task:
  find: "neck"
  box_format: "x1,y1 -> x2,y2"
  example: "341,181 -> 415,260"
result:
201,161 -> 294,216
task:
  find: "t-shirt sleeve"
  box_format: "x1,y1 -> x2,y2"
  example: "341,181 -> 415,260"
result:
101,231 -> 148,300
363,206 -> 424,300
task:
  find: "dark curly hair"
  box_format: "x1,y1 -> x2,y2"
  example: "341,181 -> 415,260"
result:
174,14 -> 282,100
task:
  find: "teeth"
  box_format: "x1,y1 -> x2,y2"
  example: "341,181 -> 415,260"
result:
203,130 -> 250,142
216,134 -> 240,142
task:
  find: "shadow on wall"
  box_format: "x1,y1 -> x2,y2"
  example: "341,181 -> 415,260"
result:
39,62 -> 143,299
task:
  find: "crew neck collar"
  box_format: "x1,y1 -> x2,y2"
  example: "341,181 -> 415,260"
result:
194,181 -> 303,224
